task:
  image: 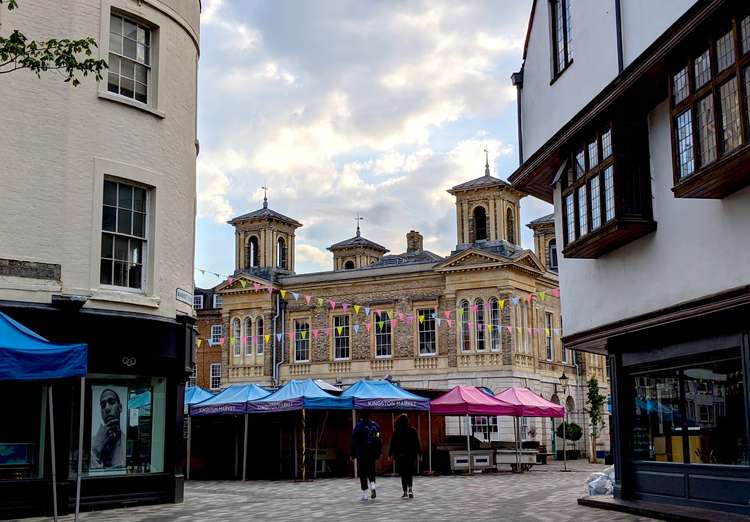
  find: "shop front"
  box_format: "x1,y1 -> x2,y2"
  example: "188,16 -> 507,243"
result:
609,303 -> 750,516
0,302 -> 193,519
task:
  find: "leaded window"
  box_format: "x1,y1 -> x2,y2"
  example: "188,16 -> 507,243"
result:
551,0 -> 573,78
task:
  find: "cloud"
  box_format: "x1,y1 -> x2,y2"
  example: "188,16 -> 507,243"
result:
195,1 -> 543,282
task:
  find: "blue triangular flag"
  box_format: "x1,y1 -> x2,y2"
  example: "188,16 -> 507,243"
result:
292,292 -> 299,301
353,324 -> 360,333
364,307 -> 371,317
276,333 -> 283,342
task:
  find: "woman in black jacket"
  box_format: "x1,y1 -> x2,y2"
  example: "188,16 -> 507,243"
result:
389,414 -> 421,498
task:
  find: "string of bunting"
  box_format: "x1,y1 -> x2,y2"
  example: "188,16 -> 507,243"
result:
195,267 -> 562,348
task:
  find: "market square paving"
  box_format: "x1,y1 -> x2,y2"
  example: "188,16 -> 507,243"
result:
25,463 -> 652,522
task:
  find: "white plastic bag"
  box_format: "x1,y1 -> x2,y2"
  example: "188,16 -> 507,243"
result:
584,471 -> 614,496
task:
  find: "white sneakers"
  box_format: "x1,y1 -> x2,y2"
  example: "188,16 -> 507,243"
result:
370,482 -> 377,499
360,490 -> 369,501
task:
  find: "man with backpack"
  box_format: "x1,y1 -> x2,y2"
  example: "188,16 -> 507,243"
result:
351,411 -> 383,501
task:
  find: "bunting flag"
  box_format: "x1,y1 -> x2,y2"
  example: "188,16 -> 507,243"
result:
329,300 -> 337,310
292,292 -> 300,301
197,339 -> 203,349
399,312 -> 405,321
499,299 -> 506,310
354,304 -> 360,314
505,326 -> 513,333
446,319 -> 453,328
457,308 -> 464,318
553,328 -> 561,336
365,323 -> 372,333
511,297 -> 520,306
230,336 -> 235,347
470,304 -> 478,313
430,312 -> 437,320
552,288 -> 560,298
336,326 -> 343,336
264,334 -> 271,344
377,320 -> 385,331
443,310 -> 451,319
544,328 -> 551,336
240,280 -> 247,288
386,310 -> 394,320
364,307 -> 371,317
435,317 -> 442,327
227,276 -> 234,285
418,314 -> 425,324
304,295 -> 312,305
317,298 -> 324,307
526,294 -> 533,303
324,327 -> 330,336
267,286 -> 274,295
342,303 -> 349,312
468,321 -> 473,329
487,324 -> 493,333
312,329 -> 319,339
390,319 -> 398,329
527,327 -> 533,335
353,324 -> 360,334
301,330 -> 308,340
375,309 -> 382,317
276,333 -> 283,342
253,282 -> 261,291
406,314 -> 414,325
280,289 -> 287,299
218,337 -> 225,346
516,327 -> 522,334
539,291 -> 546,301
484,302 -> 491,311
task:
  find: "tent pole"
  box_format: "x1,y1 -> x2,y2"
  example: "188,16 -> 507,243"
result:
48,386 -> 58,522
301,409 -> 306,481
428,410 -> 432,473
515,416 -> 521,473
391,413 -> 396,474
465,414 -> 472,474
242,413 -> 248,481
352,409 -> 357,479
75,376 -> 85,522
416,413 -> 420,475
186,416 -> 192,480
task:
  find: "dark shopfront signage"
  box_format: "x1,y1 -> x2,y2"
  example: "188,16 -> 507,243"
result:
190,403 -> 247,416
354,398 -> 429,411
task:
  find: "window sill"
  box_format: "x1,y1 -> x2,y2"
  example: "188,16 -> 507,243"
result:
98,90 -> 165,119
672,145 -> 750,198
562,218 -> 656,259
90,288 -> 160,308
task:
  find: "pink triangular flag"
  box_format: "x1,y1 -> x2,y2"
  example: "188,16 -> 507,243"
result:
329,300 -> 337,310
267,286 -> 274,295
447,319 -> 453,328
312,329 -> 319,338
551,288 -> 560,298
253,282 -> 261,291
390,319 -> 398,329
365,323 -> 371,333
443,310 -> 451,319
342,303 -> 349,311
406,314 -> 414,325
470,304 -> 478,313
399,312 -> 405,321
527,327 -> 533,335
304,295 -> 312,305
227,276 -> 234,285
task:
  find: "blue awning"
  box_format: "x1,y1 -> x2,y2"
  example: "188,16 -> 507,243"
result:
248,379 -> 351,412
0,311 -> 87,381
341,379 -> 430,411
189,384 -> 270,416
185,386 -> 214,406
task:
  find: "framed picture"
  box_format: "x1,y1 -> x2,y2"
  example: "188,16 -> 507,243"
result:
89,385 -> 128,473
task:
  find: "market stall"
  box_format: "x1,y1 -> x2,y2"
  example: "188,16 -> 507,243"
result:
430,385 -> 515,473
182,386 -> 214,479
189,384 -> 270,480
0,311 -> 87,521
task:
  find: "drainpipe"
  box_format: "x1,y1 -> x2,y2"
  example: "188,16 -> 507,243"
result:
273,293 -> 286,386
614,0 -> 624,73
511,69 -> 524,166
574,353 -> 589,459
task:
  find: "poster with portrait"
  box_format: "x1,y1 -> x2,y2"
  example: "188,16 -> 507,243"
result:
90,385 -> 128,474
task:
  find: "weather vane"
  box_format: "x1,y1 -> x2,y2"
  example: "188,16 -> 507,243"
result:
355,214 -> 364,236
484,147 -> 490,176
261,184 -> 268,208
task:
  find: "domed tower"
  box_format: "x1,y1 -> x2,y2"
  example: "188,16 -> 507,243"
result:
328,217 -> 388,270
228,192 -> 302,277
527,214 -> 558,272
447,152 -> 526,248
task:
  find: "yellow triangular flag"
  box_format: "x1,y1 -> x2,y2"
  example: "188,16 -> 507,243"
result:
540,291 -> 546,301
499,299 -> 506,310
378,320 -> 384,331
354,304 -> 360,314
418,314 -> 425,324
280,289 -> 287,299
387,310 -> 394,320
336,326 -> 343,336
230,336 -> 235,347
197,339 -> 203,349
487,324 -> 493,333
240,279 -> 247,288
301,330 -> 308,340
545,328 -> 551,336
264,334 -> 271,344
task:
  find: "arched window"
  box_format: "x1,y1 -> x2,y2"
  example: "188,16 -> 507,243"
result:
489,298 -> 501,352
255,317 -> 264,354
475,298 -> 485,351
506,208 -> 516,244
344,260 -> 355,269
246,235 -> 259,268
473,206 -> 488,241
548,238 -> 558,271
232,318 -> 241,357
277,237 -> 287,269
459,300 -> 471,351
244,317 -> 252,356
566,396 -> 575,414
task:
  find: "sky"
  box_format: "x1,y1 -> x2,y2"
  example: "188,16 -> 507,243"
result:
194,0 -> 551,289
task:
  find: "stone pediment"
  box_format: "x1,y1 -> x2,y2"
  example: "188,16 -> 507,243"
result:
507,251 -> 545,273
216,274 -> 273,293
436,249 -> 505,271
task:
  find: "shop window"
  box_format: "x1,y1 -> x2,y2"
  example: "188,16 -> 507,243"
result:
671,13 -> 750,198
294,319 -> 310,362
630,350 -> 747,465
374,311 -> 392,358
333,315 -> 350,360
561,123 -> 655,258
0,383 -> 47,479
80,377 -> 166,475
417,308 -> 437,355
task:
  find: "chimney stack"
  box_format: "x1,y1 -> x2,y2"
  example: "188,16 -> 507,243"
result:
406,230 -> 423,254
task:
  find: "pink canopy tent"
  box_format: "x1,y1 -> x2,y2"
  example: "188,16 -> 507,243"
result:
494,387 -> 565,418
429,385 -> 516,472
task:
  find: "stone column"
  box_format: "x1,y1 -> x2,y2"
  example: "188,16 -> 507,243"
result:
461,200 -> 470,244
488,197 -> 497,241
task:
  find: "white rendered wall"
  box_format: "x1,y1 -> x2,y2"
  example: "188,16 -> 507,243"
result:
556,101 -> 750,336
620,0 -> 696,65
0,0 -> 199,320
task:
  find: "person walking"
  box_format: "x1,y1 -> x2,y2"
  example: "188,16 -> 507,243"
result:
351,411 -> 383,501
389,413 -> 421,498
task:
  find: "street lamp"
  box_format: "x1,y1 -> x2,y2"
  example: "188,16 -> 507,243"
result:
559,372 -> 570,472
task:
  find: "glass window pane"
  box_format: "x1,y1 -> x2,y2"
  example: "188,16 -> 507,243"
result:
719,78 -> 741,153
137,44 -> 147,64
744,68 -> 750,134
113,261 -> 128,286
632,371 -> 682,462
124,19 -> 137,40
575,148 -> 585,179
742,16 -> 750,55
118,184 -> 132,209
697,95 -> 717,166
100,259 -> 112,285
133,187 -> 146,212
603,166 -> 615,222
123,38 -> 137,60
103,180 -> 117,206
120,77 -> 134,99
130,239 -> 142,265
108,54 -> 121,76
135,64 -> 147,84
682,356 -> 747,465
716,30 -> 735,72
601,128 -> 612,159
127,263 -> 142,289
102,206 -> 116,232
590,175 -> 601,230
578,187 -> 588,236
588,139 -> 598,168
694,49 -> 711,89
110,14 -> 122,36
120,58 -> 134,79
107,72 -> 119,94
565,194 -> 575,243
117,209 -> 132,235
114,236 -> 129,261
135,82 -> 147,104
109,33 -> 122,55
101,233 -> 114,258
673,66 -> 689,104
137,26 -> 147,44
132,212 -> 145,238
675,109 -> 695,178
555,0 -> 565,73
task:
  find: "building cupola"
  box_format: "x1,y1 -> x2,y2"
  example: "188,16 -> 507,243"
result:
328,216 -> 388,270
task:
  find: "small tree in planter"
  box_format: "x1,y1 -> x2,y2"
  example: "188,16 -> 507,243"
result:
586,377 -> 607,463
556,421 -> 582,459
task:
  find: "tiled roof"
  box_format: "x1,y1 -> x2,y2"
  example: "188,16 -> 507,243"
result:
370,250 -> 444,267
448,174 -> 512,193
328,234 -> 388,252
228,206 -> 302,227
450,239 -> 526,260
528,213 -> 555,226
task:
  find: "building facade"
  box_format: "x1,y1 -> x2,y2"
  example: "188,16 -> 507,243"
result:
511,0 -> 750,515
0,0 -> 199,517
195,162 -> 610,456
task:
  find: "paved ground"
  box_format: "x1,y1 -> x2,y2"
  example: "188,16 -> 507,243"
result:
29,462 -> 654,522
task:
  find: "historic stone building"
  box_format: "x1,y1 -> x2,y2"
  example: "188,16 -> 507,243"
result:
196,160 -> 609,453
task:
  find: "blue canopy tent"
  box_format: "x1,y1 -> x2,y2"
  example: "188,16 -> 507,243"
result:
0,311 -> 87,521
188,384 -> 269,480
247,379 -> 350,480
